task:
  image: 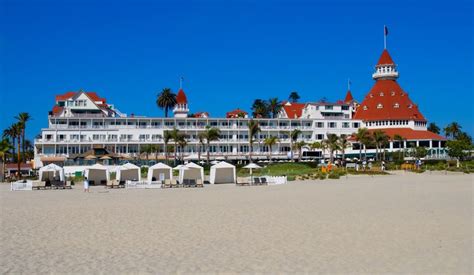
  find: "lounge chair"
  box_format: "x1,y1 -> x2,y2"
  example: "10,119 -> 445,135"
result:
260,177 -> 268,185
189,179 -> 197,187
253,178 -> 261,185
170,179 -> 178,188
196,179 -> 203,188
45,179 -> 51,189
32,180 -> 45,190
65,181 -> 72,189
163,179 -> 171,188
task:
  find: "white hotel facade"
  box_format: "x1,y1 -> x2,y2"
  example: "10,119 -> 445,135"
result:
34,48 -> 447,167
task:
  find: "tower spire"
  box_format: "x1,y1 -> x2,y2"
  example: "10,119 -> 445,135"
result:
384,25 -> 388,49
347,78 -> 351,91
179,76 -> 184,89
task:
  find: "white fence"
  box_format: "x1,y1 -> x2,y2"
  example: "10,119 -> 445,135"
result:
11,181 -> 33,191
265,176 -> 287,185
126,180 -> 162,189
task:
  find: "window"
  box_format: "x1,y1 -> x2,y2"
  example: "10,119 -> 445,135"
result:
363,106 -> 368,110
329,122 -> 337,128
353,122 -> 360,128
316,122 -> 324,128
408,104 -> 413,109
377,103 -> 383,109
316,134 -> 324,140
380,92 -> 384,96
391,91 -> 395,96
342,105 -> 349,111
342,122 -> 350,128
369,94 -> 374,98
394,103 -> 400,108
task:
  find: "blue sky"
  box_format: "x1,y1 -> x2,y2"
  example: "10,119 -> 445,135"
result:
1,0 -> 472,139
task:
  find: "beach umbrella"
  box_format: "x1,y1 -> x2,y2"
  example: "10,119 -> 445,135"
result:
243,163 -> 261,175
85,155 -> 97,160
100,155 -> 111,160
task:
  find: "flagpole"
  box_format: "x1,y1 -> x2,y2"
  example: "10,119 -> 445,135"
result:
384,25 -> 387,49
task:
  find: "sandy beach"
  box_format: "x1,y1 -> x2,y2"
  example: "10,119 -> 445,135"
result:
0,171 -> 472,273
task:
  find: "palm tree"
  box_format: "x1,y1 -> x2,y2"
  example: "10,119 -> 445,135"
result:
202,126 -> 221,164
169,127 -> 181,165
394,134 -> 404,160
197,132 -> 206,163
0,138 -> 13,182
288,91 -> 300,103
177,134 -> 187,162
289,129 -> 301,160
247,120 -> 261,162
354,128 -> 369,161
163,130 -> 172,164
293,141 -> 306,162
444,122 -> 462,139
3,126 -> 16,161
141,144 -> 153,161
15,112 -> 31,163
338,134 -> 350,162
264,136 -> 279,161
427,122 -> 440,134
11,123 -> 22,178
156,88 -> 177,118
267,98 -> 281,118
373,130 -> 388,161
325,133 -> 340,163
251,99 -> 269,118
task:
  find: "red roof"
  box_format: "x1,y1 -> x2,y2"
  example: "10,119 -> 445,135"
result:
373,128 -> 445,140
193,112 -> 209,118
344,90 -> 354,103
6,163 -> 33,169
282,103 -> 305,119
377,49 -> 395,66
176,89 -> 187,104
226,108 -> 247,118
353,79 -> 426,121
55,91 -> 106,103
52,106 -> 64,115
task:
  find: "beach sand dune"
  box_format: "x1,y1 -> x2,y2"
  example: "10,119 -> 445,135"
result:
1,172 -> 472,273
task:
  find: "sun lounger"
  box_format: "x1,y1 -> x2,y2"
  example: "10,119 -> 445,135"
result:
32,180 -> 45,190
196,179 -> 203,188
253,177 -> 261,185
189,179 -> 197,187
163,179 -> 171,188
170,179 -> 178,188
260,177 -> 267,185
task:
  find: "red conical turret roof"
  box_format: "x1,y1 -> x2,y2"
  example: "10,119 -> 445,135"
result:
344,90 -> 354,103
377,49 -> 395,66
176,89 -> 187,104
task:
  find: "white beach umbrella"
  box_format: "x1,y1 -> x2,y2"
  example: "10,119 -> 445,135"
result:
243,163 -> 261,176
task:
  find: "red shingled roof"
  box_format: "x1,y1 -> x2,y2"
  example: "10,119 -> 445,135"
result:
193,112 -> 209,118
282,103 -> 305,119
377,49 -> 395,66
55,92 -> 76,101
344,90 -> 354,103
226,108 -> 247,118
370,128 -> 446,141
52,106 -> 64,115
55,91 -> 106,103
353,79 -> 426,121
176,89 -> 187,104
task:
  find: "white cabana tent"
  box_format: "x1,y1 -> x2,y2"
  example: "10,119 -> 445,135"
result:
116,163 -> 141,182
179,162 -> 204,183
39,163 -> 65,181
147,163 -> 173,182
209,161 -> 236,184
84,163 -> 110,185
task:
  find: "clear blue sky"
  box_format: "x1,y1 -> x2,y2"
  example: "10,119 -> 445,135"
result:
1,0 -> 472,139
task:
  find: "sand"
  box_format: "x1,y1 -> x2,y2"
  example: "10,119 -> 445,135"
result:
0,171 -> 472,274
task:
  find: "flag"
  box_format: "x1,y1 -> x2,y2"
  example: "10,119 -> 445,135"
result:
384,25 -> 389,36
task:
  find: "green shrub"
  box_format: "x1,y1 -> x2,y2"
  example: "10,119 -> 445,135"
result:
287,175 -> 296,181
328,172 -> 340,179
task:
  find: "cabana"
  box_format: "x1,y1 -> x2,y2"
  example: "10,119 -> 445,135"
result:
39,163 -> 65,182
116,163 -> 141,182
84,163 -> 110,185
209,161 -> 236,184
178,162 -> 204,184
147,163 -> 173,182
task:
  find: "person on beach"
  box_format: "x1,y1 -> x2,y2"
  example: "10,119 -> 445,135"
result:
84,177 -> 90,193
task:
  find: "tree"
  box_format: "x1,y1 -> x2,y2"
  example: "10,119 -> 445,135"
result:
197,132 -> 206,163
15,112 -> 31,163
3,126 -> 16,162
177,134 -> 188,162
289,129 -> 301,161
354,128 -> 369,161
247,120 -> 261,162
427,122 -> 440,134
251,99 -> 269,118
288,91 -> 300,103
447,139 -> 470,166
310,141 -> 322,159
444,122 -> 462,139
202,126 -> 221,164
373,130 -> 389,161
325,133 -> 340,163
156,88 -> 177,118
169,127 -> 181,165
338,134 -> 350,162
293,141 -> 306,162
0,138 -> 13,181
414,146 -> 428,159
163,131 -> 172,164
141,144 -> 153,160
264,136 -> 279,161
393,134 -> 405,160
11,123 -> 22,178
267,98 -> 282,118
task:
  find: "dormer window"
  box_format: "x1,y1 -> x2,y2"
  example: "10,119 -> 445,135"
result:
369,94 -> 373,98
393,103 -> 400,108
408,104 -> 413,109
377,104 -> 383,109
363,106 -> 368,110
391,91 -> 395,96
380,92 -> 384,96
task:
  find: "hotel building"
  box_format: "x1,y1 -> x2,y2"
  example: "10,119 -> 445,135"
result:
34,48 -> 447,167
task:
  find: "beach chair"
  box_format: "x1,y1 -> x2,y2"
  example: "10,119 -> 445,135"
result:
163,179 -> 171,188
260,177 -> 268,185
65,181 -> 72,189
170,179 -> 178,188
253,177 -> 261,185
189,179 -> 197,187
32,180 -> 45,190
196,179 -> 203,188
